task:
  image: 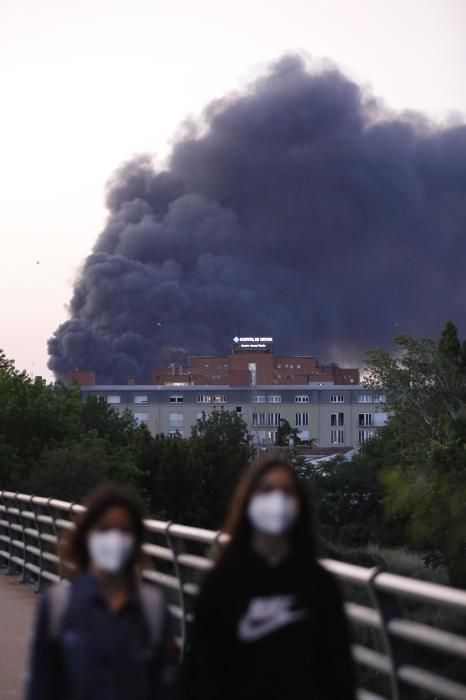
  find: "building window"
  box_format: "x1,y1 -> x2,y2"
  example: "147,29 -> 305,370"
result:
106,395 -> 121,404
169,396 -> 184,403
212,395 -> 226,403
330,430 -> 344,444
196,412 -> 206,420
236,406 -> 242,413
169,412 -> 184,428
268,395 -> 282,403
358,429 -> 375,444
197,395 -> 212,403
358,394 -> 373,403
277,364 -> 282,369
134,395 -> 148,404
297,364 -> 301,369
295,395 -> 310,403
373,394 -> 386,404
359,413 -> 373,427
330,395 -> 344,403
253,413 -> 267,427
252,395 -> 266,403
268,412 -> 281,427
295,412 -> 309,427
134,412 -> 148,425
330,412 -> 344,426
168,429 -> 184,437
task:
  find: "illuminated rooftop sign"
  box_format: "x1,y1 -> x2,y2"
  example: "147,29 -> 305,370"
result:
232,336 -> 274,349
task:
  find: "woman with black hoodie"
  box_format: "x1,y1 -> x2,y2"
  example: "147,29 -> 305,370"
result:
184,457 -> 356,700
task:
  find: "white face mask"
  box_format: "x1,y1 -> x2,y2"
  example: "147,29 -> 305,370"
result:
247,490 -> 299,535
87,530 -> 135,573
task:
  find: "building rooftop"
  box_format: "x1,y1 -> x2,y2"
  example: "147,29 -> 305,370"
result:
80,383 -> 372,392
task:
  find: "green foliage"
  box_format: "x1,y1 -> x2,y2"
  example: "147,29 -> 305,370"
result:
364,322 -> 466,586
132,410 -> 255,528
0,349 -> 24,378
186,410 -> 255,528
303,435 -> 406,550
24,435 -> 141,502
0,348 -> 145,498
0,353 -> 255,529
292,322 -> 466,587
142,433 -> 194,522
275,418 -> 301,446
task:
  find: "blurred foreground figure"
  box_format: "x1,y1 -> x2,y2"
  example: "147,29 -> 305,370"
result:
25,485 -> 179,700
184,457 -> 356,700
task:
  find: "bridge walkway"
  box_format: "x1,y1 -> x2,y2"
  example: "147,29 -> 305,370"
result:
0,574 -> 36,700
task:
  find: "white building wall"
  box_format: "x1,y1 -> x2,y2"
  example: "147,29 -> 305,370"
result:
83,385 -> 387,449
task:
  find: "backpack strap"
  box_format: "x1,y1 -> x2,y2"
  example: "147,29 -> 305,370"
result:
139,583 -> 166,648
48,580 -> 71,640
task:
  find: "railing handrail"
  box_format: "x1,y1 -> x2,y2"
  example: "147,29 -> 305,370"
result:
1,489 -> 465,700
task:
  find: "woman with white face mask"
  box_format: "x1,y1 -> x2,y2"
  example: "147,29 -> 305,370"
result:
184,458 -> 356,700
25,485 -> 179,700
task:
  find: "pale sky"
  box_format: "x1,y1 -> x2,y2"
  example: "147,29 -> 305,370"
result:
1,0 -> 465,379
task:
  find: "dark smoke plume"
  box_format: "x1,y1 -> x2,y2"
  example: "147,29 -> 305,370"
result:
48,55 -> 466,383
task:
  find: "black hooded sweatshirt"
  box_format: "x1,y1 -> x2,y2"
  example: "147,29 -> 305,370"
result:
184,549 -> 356,700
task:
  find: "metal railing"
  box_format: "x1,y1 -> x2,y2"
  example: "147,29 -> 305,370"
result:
1,490 -> 465,700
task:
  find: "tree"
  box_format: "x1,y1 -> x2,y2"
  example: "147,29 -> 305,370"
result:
187,410 -> 255,528
365,322 -> 466,586
0,348 -> 148,498
0,349 -> 24,378
141,432 -> 195,523
275,418 -> 301,446
0,349 -> 257,528
24,434 -> 142,502
81,395 -> 139,447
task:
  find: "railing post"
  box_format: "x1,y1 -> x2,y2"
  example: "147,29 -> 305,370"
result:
368,569 -> 416,700
19,495 -> 33,583
7,492 -> 20,576
4,493 -> 13,574
165,522 -> 188,656
30,496 -> 42,591
58,501 -> 76,580
0,491 -> 9,572
47,498 -> 60,581
36,498 -> 54,592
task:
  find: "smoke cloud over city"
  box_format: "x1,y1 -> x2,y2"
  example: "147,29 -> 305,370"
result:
48,55 -> 466,383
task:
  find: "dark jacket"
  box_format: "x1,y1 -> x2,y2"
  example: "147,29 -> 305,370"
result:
184,550 -> 356,700
25,572 -> 179,700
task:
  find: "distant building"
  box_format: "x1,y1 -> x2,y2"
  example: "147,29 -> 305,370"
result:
70,336 -> 378,449
69,370 -> 96,386
151,336 -> 360,386
79,383 -> 388,449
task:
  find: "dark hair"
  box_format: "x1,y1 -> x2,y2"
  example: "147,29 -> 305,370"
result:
62,484 -> 145,576
218,456 -> 317,567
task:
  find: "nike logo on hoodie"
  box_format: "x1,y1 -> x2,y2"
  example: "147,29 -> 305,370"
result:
238,595 -> 308,642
